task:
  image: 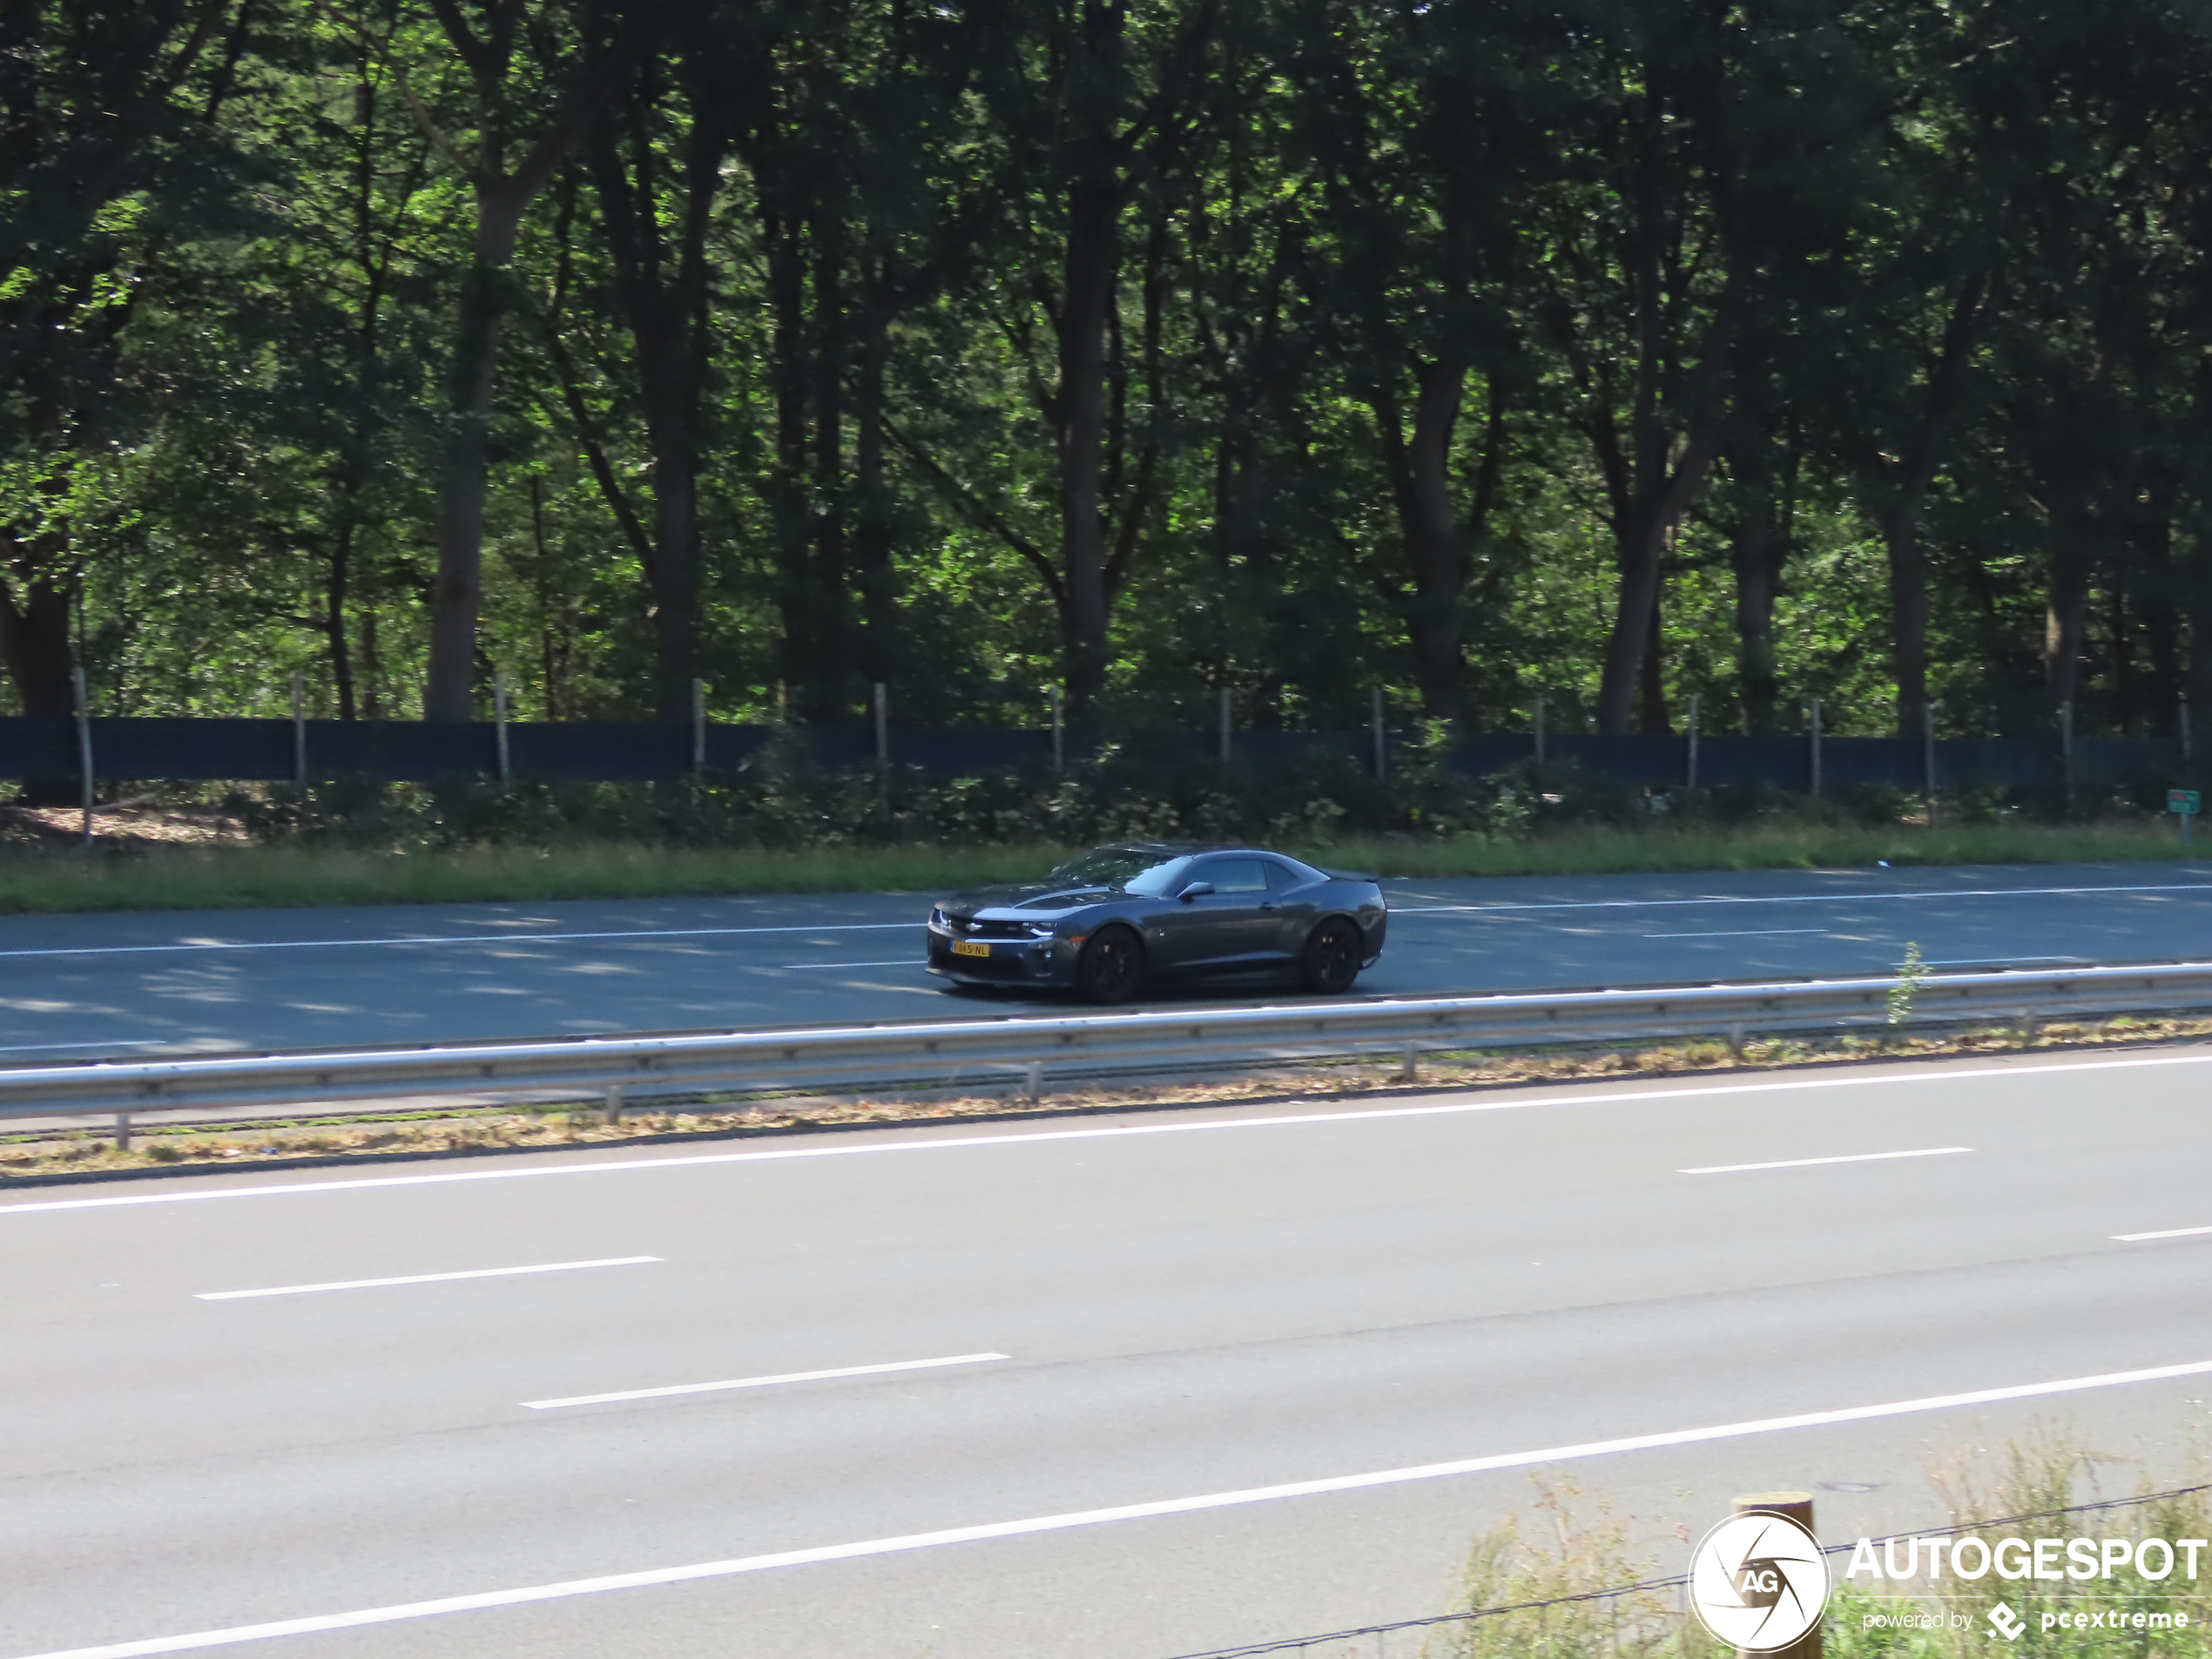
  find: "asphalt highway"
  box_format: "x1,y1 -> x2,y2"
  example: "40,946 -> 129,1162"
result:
7,1045 -> 2212,1657
5,859 -> 2212,1059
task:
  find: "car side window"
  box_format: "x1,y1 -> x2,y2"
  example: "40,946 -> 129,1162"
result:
1261,860 -> 1299,890
1192,858 -> 1271,893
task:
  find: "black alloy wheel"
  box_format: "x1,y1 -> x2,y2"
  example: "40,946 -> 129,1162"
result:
1076,926 -> 1145,1004
1300,918 -> 1362,995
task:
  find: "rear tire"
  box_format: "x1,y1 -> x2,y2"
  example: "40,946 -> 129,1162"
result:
1301,918 -> 1362,995
1076,926 -> 1145,1004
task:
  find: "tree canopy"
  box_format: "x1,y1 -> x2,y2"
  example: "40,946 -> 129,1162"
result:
7,0 -> 2212,743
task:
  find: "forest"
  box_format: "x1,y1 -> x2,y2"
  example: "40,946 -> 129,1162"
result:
7,0 -> 2212,750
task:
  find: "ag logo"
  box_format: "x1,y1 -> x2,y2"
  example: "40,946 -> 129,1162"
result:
1688,1510 -> 1830,1651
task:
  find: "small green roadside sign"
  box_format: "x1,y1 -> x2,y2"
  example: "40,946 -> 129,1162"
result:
2170,789 -> 2201,816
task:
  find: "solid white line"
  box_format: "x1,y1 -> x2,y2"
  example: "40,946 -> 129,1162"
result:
7,1047 -> 2209,1217
523,1352 -> 1008,1409
193,1256 -> 660,1300
0,922 -> 918,961
774,960 -> 918,970
24,1355 -> 2212,1659
1642,928 -> 1827,939
2113,1224 -> 2212,1242
1391,880 -> 2212,915
1680,1146 -> 1972,1176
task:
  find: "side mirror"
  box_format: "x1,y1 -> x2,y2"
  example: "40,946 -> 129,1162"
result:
1177,880 -> 1216,902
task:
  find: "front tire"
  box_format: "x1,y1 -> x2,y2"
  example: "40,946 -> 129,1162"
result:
1301,918 -> 1362,995
1076,926 -> 1145,1004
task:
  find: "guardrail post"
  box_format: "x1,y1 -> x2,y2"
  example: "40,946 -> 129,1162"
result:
1727,1022 -> 1745,1062
1730,1492 -> 1820,1658
494,671 -> 511,784
72,664 -> 95,846
603,1085 -> 624,1126
1023,1062 -> 1042,1103
291,671 -> 307,784
1809,697 -> 1822,799
1399,1043 -> 1419,1083
112,1111 -> 131,1151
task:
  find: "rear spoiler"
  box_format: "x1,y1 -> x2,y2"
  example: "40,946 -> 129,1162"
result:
1318,867 -> 1379,883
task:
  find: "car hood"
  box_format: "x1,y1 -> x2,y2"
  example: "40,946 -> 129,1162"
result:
937,881 -> 1117,920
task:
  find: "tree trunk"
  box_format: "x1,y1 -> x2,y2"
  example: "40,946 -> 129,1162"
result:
765,202 -> 816,714
853,260 -> 896,685
0,548 -> 72,718
423,179 -> 527,721
1055,161 -> 1118,712
1373,358 -> 1467,722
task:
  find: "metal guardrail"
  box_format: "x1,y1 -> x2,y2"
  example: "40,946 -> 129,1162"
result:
3,959 -> 2211,1130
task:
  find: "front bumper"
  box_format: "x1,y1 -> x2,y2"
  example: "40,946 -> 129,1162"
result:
927,930 -> 1079,988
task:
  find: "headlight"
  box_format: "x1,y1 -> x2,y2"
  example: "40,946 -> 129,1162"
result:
1023,923 -> 1055,939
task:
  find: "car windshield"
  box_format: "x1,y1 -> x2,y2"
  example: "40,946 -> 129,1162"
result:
1045,848 -> 1193,896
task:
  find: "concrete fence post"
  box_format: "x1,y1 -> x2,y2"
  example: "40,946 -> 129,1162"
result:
493,671 -> 511,784
290,670 -> 307,784
1809,697 -> 1823,799
71,664 -> 92,846
1730,1491 -> 1821,1658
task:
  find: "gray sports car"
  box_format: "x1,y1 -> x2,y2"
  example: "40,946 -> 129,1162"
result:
926,841 -> 1388,1003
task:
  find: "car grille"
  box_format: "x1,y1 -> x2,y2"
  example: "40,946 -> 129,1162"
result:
949,917 -> 1037,940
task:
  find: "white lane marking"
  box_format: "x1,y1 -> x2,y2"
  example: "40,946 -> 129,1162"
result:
775,960 -> 918,970
7,1047 -> 2209,1217
1642,928 -> 1827,940
1924,955 -> 2087,967
0,923 -> 918,961
523,1352 -> 1008,1409
1681,1146 -> 1972,1176
25,1355 -> 2212,1659
1392,880 -> 2212,915
2114,1224 -> 2212,1242
193,1256 -> 660,1300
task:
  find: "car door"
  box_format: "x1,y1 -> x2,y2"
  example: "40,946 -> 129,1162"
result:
1153,857 -> 1279,974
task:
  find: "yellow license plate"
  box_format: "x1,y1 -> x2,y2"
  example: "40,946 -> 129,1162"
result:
951,938 -> 991,958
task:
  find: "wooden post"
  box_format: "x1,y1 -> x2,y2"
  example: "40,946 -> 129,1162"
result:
691,678 -> 708,772
71,665 -> 92,846
1218,686 -> 1232,764
493,671 -> 511,784
1809,697 -> 1823,799
1372,687 -> 1387,779
290,671 -> 307,784
1686,692 -> 1701,790
1730,1493 -> 1821,1658
1050,684 -> 1064,772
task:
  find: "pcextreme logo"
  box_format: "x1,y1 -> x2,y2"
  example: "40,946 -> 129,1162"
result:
1689,1511 -> 1831,1652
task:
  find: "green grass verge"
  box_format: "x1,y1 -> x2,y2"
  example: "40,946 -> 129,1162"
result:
0,819 -> 2193,916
